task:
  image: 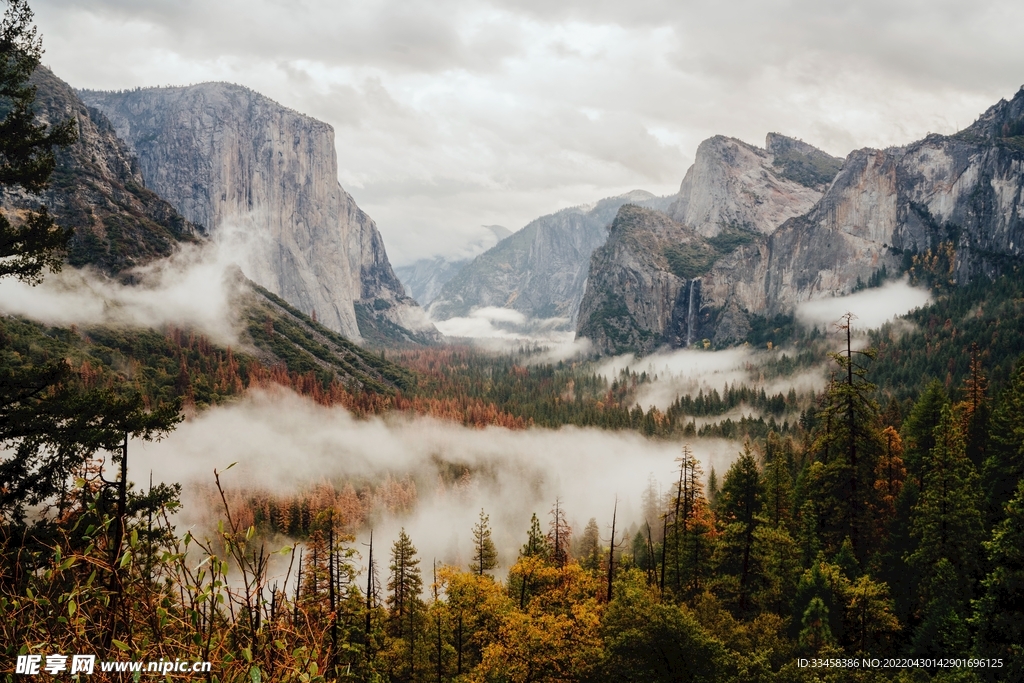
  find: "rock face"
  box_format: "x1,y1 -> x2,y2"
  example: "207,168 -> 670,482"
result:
429,190 -> 673,325
576,205 -> 708,354
667,134 -> 841,237
579,91 -> 1024,354
2,69 -> 201,274
80,83 -> 437,344
396,256 -> 471,307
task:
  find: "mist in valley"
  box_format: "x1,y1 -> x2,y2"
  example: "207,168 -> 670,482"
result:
128,387 -> 745,580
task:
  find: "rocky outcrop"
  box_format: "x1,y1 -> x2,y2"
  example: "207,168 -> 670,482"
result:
702,90 -> 1024,343
1,69 -> 201,274
667,134 -> 841,238
80,83 -> 438,344
575,205 -> 709,355
429,190 -> 672,325
582,92 -> 1024,353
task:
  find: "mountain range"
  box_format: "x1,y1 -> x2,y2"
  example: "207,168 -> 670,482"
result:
576,92 -> 1024,353
13,63 -> 1024,361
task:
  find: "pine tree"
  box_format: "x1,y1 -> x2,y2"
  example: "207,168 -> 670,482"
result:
907,404 -> 984,643
981,356 -> 1024,524
470,508 -> 498,576
577,517 -> 601,571
0,0 -> 77,282
901,380 -> 948,487
763,452 -> 793,529
799,597 -> 835,654
972,479 -> 1024,679
520,512 -> 548,560
715,443 -> 763,612
387,528 -> 423,640
807,313 -> 884,560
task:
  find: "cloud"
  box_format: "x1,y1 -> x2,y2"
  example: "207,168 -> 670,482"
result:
795,278 -> 933,332
129,387 -> 744,573
0,239 -> 244,345
32,0 -> 1024,265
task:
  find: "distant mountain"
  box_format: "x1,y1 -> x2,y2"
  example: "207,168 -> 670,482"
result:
81,84 -> 438,346
578,90 -> 1024,353
395,225 -> 512,306
428,190 -> 673,325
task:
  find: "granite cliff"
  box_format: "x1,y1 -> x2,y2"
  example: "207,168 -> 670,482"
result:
575,205 -> 707,355
429,190 -> 674,325
578,90 -> 1024,353
667,133 -> 841,237
80,84 -> 437,345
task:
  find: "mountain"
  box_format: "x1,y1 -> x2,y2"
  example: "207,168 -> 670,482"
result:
80,83 -> 438,345
2,68 -> 203,274
578,91 -> 1024,353
395,225 -> 512,306
1,68 -> 414,397
428,190 -> 673,325
575,205 -> 705,355
666,133 -> 841,237
396,256 -> 471,307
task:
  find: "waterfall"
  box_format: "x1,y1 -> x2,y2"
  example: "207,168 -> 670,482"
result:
686,278 -> 700,347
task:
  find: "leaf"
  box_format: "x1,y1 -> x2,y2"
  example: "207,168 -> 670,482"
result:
68,599 -> 77,616
119,550 -> 133,568
242,647 -> 252,663
130,528 -> 139,548
249,666 -> 262,683
58,556 -> 76,571
111,638 -> 130,651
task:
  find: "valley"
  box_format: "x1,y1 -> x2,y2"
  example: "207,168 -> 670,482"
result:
3,4 -> 1024,679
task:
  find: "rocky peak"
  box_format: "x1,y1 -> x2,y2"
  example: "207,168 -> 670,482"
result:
427,190 -> 673,325
667,133 -> 840,238
961,86 -> 1024,141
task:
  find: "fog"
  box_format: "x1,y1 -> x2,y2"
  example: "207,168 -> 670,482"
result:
0,240 -> 243,346
795,278 -> 932,331
432,306 -> 593,363
129,387 -> 743,575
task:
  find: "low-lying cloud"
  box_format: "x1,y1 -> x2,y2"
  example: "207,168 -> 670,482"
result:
432,306 -> 593,363
795,278 -> 932,331
130,387 -> 743,574
0,240 -> 243,345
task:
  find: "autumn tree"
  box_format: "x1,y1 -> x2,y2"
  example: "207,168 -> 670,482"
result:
547,498 -> 571,569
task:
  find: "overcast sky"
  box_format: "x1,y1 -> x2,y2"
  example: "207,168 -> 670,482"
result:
33,0 -> 1024,265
